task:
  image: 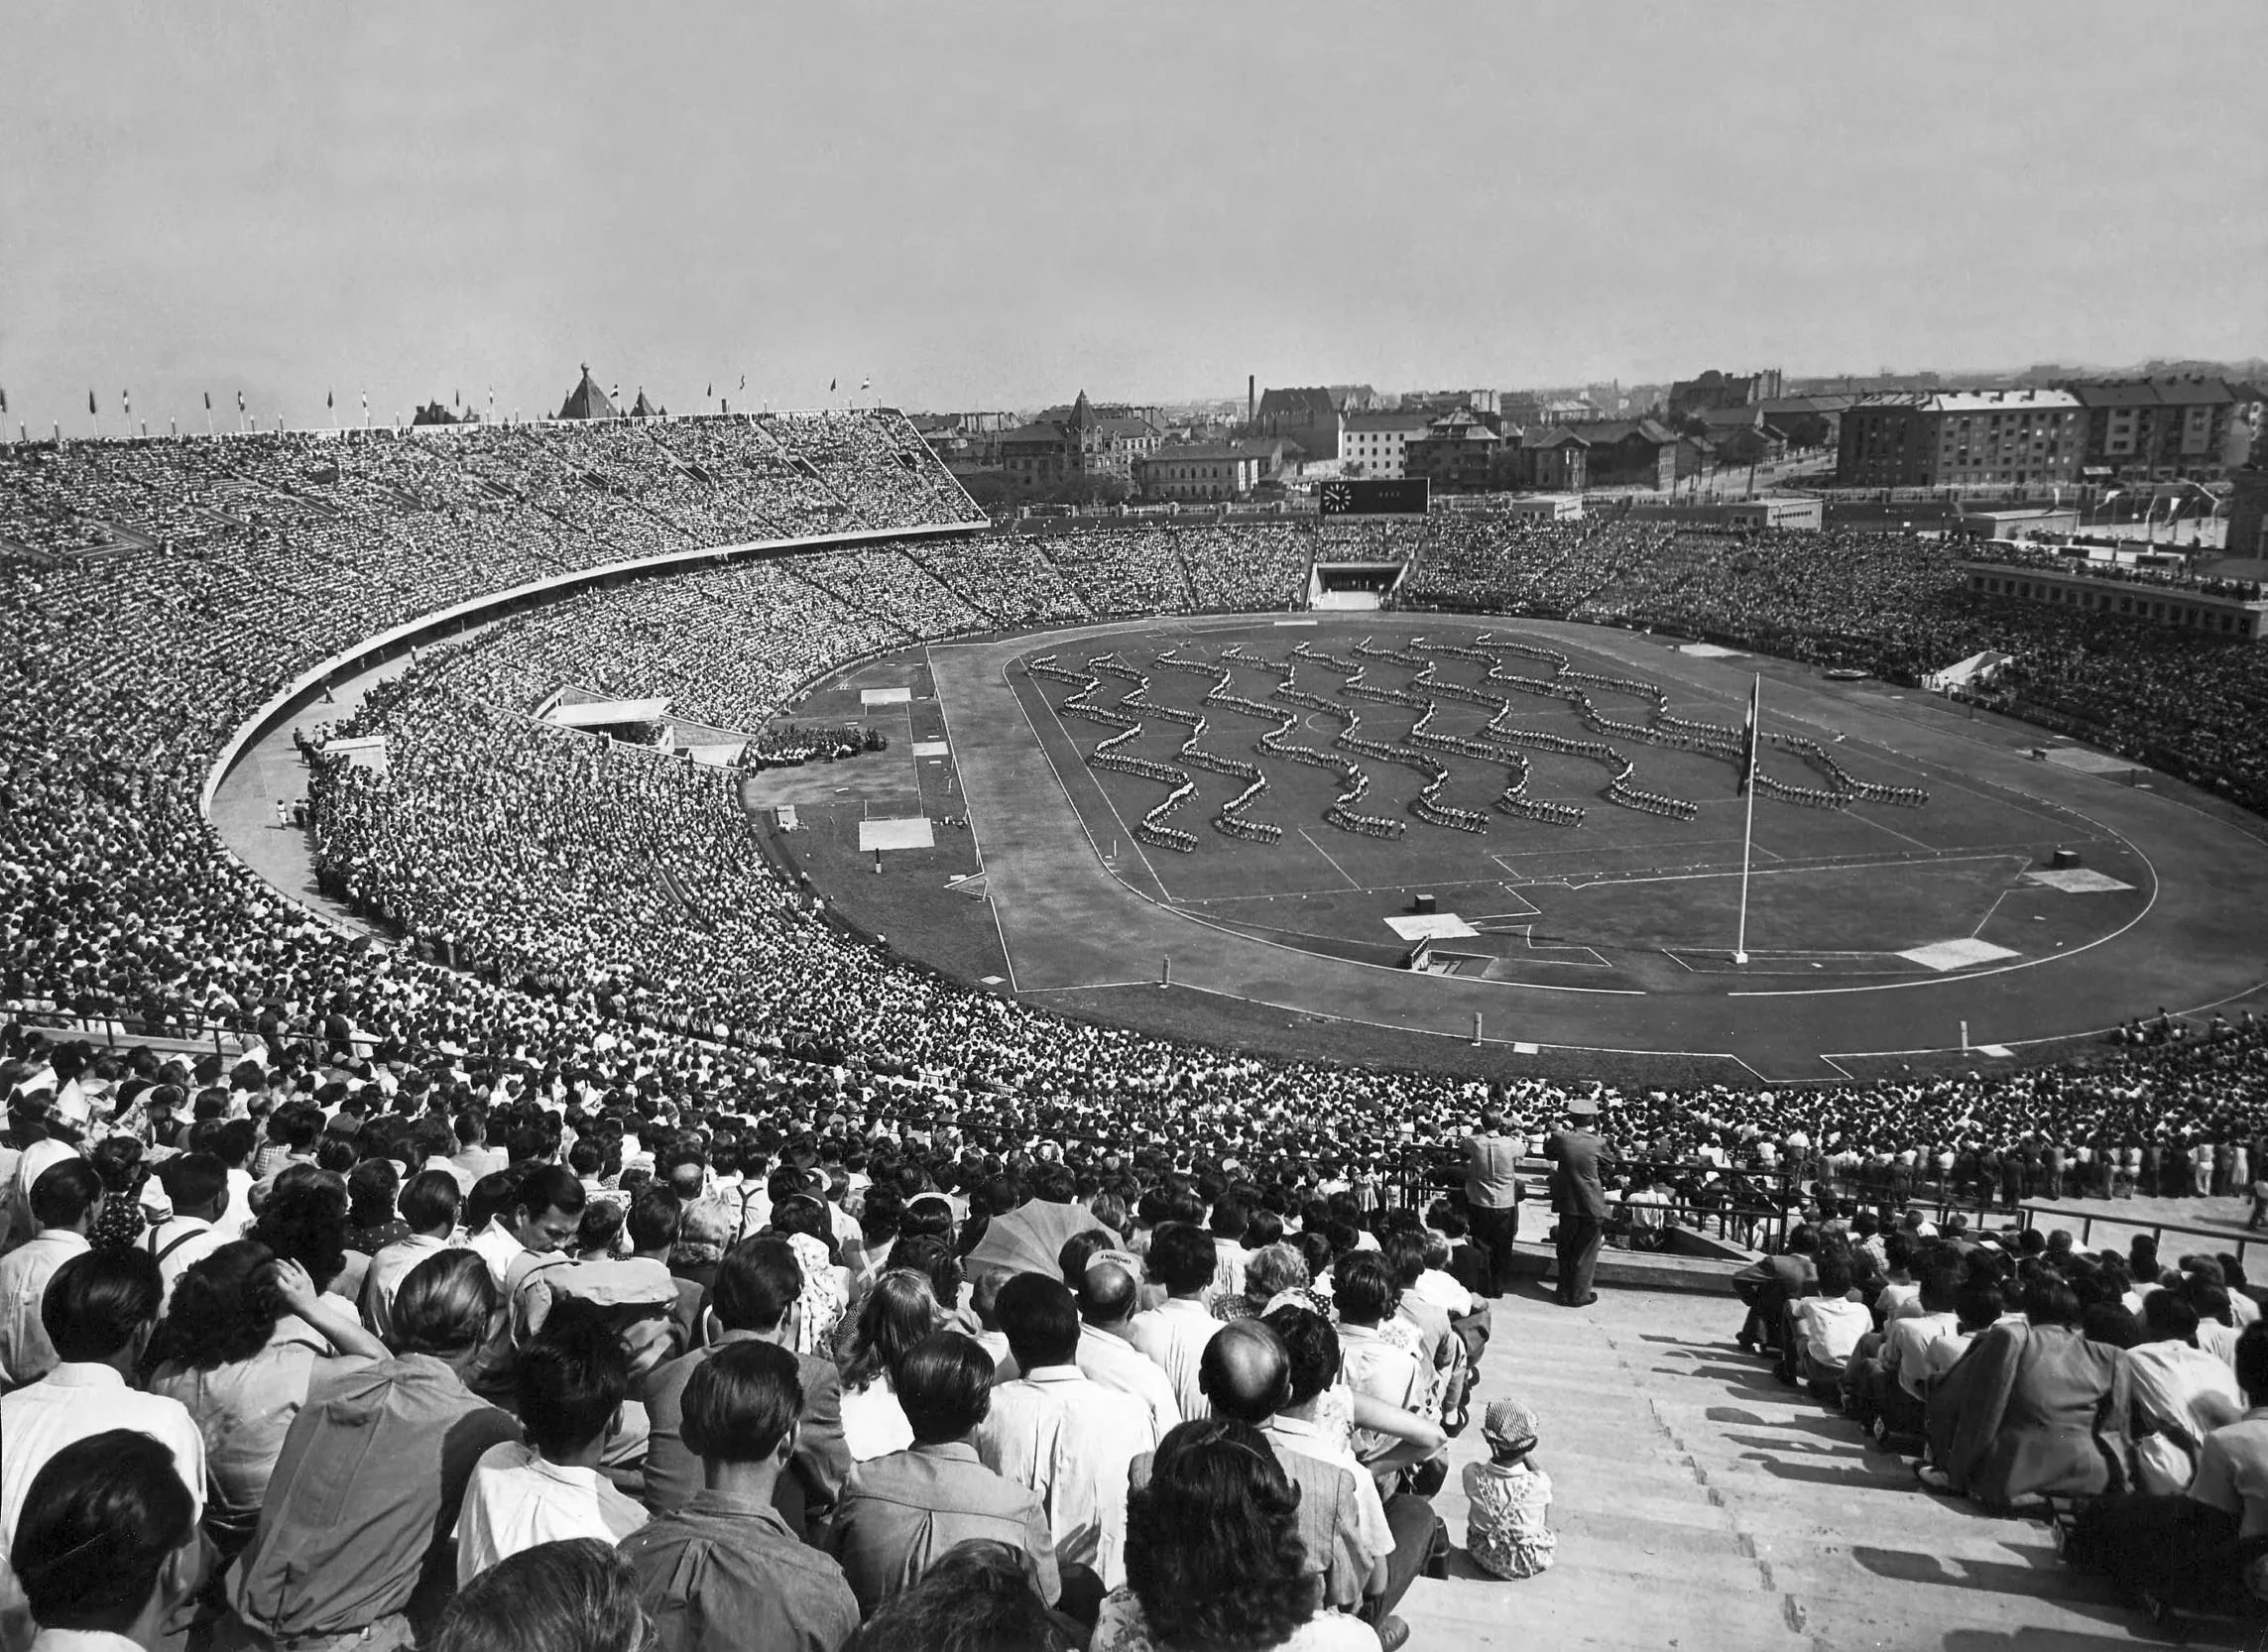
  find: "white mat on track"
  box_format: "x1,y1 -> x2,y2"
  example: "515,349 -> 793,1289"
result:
861,686 -> 912,707
1384,913 -> 1480,941
858,817 -> 934,852
1898,938 -> 2019,972
2023,868 -> 2132,893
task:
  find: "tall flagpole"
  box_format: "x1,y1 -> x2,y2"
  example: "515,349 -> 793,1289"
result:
1732,672 -> 1760,964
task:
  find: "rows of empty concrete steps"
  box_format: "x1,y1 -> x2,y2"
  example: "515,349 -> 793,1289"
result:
1396,1285 -> 2246,1651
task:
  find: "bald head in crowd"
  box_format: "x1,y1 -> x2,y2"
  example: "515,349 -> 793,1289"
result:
1079,1257 -> 1139,1330
1199,1320 -> 1291,1424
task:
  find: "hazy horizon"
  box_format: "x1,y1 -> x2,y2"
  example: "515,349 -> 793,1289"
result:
4,0 -> 2263,434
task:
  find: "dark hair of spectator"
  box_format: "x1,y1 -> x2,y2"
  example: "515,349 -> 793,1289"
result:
1332,1251 -> 1398,1325
995,1272 -> 1080,1371
31,1157 -> 104,1230
42,1247 -> 163,1364
10,1430 -> 194,1631
627,1185 -> 682,1252
842,1269 -> 942,1393
154,1240 -> 280,1369
681,1338 -> 802,1464
1261,1304 -> 1341,1407
430,1537 -> 648,1652
249,1165 -> 351,1292
514,1163 -> 587,1224
712,1236 -> 804,1334
2021,1275 -> 2082,1329
516,1316 -> 629,1460
1125,1419 -> 1318,1652
1147,1223 -> 1216,1296
2238,1322 -> 2268,1405
156,1151 -> 229,1216
895,1331 -> 994,1445
392,1248 -> 500,1356
400,1168 -> 464,1235
844,1537 -> 1062,1652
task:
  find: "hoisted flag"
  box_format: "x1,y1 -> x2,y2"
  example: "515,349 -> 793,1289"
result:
1736,674 -> 1760,795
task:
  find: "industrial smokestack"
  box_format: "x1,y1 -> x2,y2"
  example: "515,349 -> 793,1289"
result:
1249,375 -> 1255,426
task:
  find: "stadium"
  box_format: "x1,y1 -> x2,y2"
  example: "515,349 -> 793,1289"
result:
12,411 -> 2268,1647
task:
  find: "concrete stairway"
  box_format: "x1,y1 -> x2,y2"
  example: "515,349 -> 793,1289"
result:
1395,1284 -> 2242,1651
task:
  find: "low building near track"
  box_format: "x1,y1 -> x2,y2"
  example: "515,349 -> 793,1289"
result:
1961,559 -> 2268,639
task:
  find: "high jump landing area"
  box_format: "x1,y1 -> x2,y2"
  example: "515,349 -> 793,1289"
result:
927,613 -> 2268,1084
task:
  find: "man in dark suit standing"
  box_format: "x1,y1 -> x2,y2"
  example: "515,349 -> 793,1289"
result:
1544,1098 -> 1609,1308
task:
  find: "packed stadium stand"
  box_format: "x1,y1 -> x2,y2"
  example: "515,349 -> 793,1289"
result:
10,417 -> 2268,1647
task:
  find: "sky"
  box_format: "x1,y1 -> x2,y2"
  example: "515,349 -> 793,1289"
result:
4,0 -> 2264,434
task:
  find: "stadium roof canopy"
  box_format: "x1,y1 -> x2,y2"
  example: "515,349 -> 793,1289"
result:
541,697 -> 668,727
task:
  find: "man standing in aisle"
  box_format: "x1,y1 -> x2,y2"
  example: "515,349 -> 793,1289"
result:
1544,1097 -> 1608,1309
1463,1108 -> 1524,1299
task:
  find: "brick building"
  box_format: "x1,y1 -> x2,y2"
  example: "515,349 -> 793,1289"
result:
1402,410 -> 1506,493
2068,378 -> 2239,481
1668,368 -> 1783,423
1836,390 -> 2085,489
997,391 -> 1161,496
1134,441 -> 1277,502
1563,418 -> 1682,490
1341,409 -> 1438,479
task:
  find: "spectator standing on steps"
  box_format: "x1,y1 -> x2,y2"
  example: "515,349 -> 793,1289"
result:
1544,1099 -> 1608,1309
1462,1109 -> 1524,1299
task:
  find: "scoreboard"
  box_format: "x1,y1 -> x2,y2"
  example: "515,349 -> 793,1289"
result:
1318,478 -> 1430,518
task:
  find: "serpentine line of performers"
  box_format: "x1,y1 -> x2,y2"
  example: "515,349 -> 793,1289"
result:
1027,634 -> 1930,851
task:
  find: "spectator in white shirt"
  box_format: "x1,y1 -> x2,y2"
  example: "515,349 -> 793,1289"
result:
0,1158 -> 105,1388
1207,1193 -> 1252,1303
977,1272 -> 1156,1593
8,1430 -> 200,1652
1126,1225 -> 1224,1423
465,1164 -> 587,1291
361,1170 -> 466,1348
1783,1251 -> 1874,1388
455,1317 -> 648,1586
1,1248 -> 207,1652
1074,1256 -> 1181,1438
143,1153 -> 232,1310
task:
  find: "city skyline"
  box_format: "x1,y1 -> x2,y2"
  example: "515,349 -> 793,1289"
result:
4,0 -> 2263,434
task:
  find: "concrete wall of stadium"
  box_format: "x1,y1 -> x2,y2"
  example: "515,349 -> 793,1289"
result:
199,523 -> 986,823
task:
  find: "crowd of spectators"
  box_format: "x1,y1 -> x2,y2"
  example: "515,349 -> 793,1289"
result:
0,1072 -> 1527,1650
1729,1196 -> 2268,1623
9,423 -> 2268,1642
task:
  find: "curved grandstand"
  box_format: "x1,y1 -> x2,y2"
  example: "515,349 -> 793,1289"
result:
14,415 -> 2268,1648
5,417 -> 2268,1163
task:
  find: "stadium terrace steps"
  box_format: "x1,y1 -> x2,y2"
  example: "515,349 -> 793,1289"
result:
1397,1287 -> 2177,1652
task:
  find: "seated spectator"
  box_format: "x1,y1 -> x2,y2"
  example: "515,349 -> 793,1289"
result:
623,1340 -> 861,1652
1072,1253 -> 1181,1436
1195,1318 -> 1382,1614
8,1431 -> 199,1652
0,1158 -> 105,1386
642,1237 -> 849,1535
1733,1225 -> 1818,1359
455,1317 -> 647,1585
1331,1253 -> 1431,1474
430,1538 -> 647,1652
148,1241 -> 387,1548
1126,1224 -> 1228,1423
843,1538 -> 1069,1652
1261,1304 -> 1441,1636
361,1169 -> 464,1347
838,1269 -> 941,1464
1849,1258 -> 1961,1442
225,1249 -> 522,1646
1782,1249 -> 1871,1390
0,1249 -> 205,1652
1097,1418 -> 1381,1652
1922,1274 -> 2133,1507
467,1164 -> 586,1291
1463,1398 -> 1556,1581
2126,1291 -> 2245,1495
976,1272 -> 1151,1597
143,1152 -> 232,1308
828,1332 -> 1059,1617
